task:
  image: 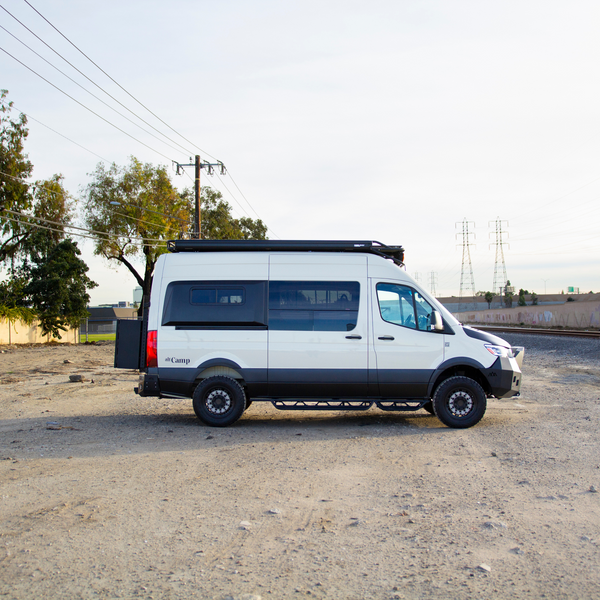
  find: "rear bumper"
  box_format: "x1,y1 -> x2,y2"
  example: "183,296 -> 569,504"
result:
136,373 -> 161,397
483,354 -> 523,398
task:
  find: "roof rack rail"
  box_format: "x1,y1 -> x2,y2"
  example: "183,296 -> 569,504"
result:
167,239 -> 405,265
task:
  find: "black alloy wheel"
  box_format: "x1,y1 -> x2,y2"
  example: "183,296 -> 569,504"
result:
432,376 -> 487,428
192,376 -> 246,427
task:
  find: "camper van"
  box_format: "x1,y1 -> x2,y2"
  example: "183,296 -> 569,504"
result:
114,240 -> 524,429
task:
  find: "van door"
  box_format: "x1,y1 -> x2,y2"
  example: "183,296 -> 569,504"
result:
371,281 -> 444,397
267,255 -> 370,397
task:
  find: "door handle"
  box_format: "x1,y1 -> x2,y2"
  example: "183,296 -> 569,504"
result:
378,335 -> 395,341
345,335 -> 362,340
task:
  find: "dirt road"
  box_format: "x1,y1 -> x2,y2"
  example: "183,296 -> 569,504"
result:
1,336 -> 599,599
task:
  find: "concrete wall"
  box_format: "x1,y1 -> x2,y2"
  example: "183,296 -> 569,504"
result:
0,318 -> 79,345
453,300 -> 600,329
438,293 -> 600,314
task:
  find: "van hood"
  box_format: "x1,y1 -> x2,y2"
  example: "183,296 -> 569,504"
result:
462,325 -> 510,348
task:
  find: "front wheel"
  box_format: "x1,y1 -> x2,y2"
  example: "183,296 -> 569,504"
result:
432,376 -> 487,428
193,376 -> 246,427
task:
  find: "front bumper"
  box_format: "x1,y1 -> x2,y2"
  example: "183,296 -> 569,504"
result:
483,351 -> 524,398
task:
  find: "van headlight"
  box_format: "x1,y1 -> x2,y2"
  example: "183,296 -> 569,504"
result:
485,344 -> 511,358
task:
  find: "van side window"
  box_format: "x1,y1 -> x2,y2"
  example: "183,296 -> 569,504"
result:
377,283 -> 435,332
190,288 -> 244,305
162,281 -> 267,327
269,281 -> 359,331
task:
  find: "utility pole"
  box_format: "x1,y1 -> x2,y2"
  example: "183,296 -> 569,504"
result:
174,156 -> 226,238
456,218 -> 476,312
194,155 -> 200,238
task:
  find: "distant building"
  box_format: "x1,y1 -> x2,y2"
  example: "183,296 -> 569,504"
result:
83,306 -> 138,334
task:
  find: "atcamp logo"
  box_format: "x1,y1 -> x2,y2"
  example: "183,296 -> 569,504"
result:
164,357 -> 191,365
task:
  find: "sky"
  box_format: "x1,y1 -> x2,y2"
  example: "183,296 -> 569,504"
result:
1,0 -> 599,304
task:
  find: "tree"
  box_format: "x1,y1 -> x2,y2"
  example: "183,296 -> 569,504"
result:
503,280 -> 513,308
201,187 -> 268,240
530,291 -> 538,305
83,158 -> 268,304
23,175 -> 74,261
0,275 -> 35,327
1,90 -> 33,263
518,288 -> 527,307
23,239 -> 97,339
484,291 -> 494,309
83,157 -> 191,304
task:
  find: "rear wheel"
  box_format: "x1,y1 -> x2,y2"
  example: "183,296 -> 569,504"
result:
193,376 -> 246,427
432,376 -> 487,428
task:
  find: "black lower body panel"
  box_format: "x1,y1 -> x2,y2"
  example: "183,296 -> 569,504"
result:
483,356 -> 522,398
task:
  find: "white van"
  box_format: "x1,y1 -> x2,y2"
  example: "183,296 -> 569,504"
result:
114,240 -> 524,429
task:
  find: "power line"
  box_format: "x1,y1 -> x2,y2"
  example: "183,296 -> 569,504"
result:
0,100 -> 110,163
180,168 -> 280,240
0,170 -> 185,236
0,46 -> 175,162
21,0 -> 216,161
213,171 -> 280,239
3,208 -> 169,243
0,23 -> 194,157
1,3 -> 196,158
4,1 -> 272,233
2,210 -> 169,245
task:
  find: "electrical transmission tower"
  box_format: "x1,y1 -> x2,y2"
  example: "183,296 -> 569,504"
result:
413,272 -> 421,284
456,219 -> 477,312
489,218 -> 509,297
429,271 -> 438,297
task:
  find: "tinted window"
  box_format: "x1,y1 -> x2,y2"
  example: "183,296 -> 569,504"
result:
269,281 -> 359,331
162,281 -> 266,327
377,283 -> 435,332
190,288 -> 244,305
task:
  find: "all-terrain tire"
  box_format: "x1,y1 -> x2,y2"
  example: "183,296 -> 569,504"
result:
192,376 -> 246,427
432,376 -> 487,429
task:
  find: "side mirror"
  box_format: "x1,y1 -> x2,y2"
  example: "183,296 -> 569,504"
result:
431,310 -> 444,332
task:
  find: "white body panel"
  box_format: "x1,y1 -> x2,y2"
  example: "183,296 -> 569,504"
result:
151,253 -> 269,372
267,254 -> 369,372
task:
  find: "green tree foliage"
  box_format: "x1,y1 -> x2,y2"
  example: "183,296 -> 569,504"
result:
83,157 -> 192,302
1,91 -> 91,339
83,158 -> 268,302
23,175 -> 74,261
484,291 -> 494,309
201,187 -> 268,240
531,291 -> 538,306
518,288 -> 527,307
23,240 -> 97,339
1,90 -> 33,262
503,281 -> 514,308
0,276 -> 35,326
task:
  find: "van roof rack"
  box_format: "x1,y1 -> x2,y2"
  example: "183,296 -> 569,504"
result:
167,239 -> 405,265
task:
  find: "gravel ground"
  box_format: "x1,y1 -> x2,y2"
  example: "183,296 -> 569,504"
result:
0,335 -> 599,600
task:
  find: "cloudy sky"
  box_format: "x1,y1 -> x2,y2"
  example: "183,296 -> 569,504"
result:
2,0 -> 599,304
